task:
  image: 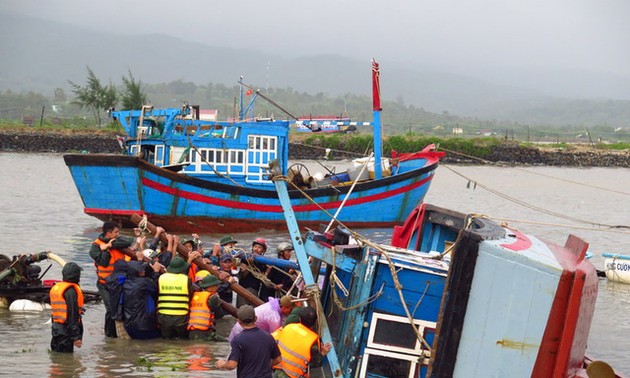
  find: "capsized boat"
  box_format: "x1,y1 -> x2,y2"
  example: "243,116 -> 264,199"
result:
602,253 -> 630,284
0,252 -> 100,308
63,60 -> 444,232
272,171 -> 620,377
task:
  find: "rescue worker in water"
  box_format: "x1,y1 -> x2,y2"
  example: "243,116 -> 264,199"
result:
89,221 -> 133,338
49,262 -> 84,353
272,306 -> 332,378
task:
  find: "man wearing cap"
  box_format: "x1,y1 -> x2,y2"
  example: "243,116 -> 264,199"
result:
228,295 -> 295,341
272,306 -> 332,378
217,253 -> 238,303
187,275 -> 227,341
89,221 -> 134,338
220,235 -> 238,252
157,256 -> 194,339
237,237 -> 269,307
181,236 -> 203,283
50,262 -> 84,353
217,305 -> 281,377
123,260 -> 162,340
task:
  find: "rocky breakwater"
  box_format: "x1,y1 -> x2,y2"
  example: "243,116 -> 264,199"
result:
1,128 -> 629,167
0,128 -> 120,153
487,144 -> 630,167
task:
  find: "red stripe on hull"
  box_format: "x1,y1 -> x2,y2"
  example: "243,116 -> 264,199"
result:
141,175 -> 433,213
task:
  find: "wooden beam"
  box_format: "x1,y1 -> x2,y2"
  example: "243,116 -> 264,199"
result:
129,214 -> 264,313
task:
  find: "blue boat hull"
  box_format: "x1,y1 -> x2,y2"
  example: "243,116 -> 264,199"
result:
63,153 -> 441,232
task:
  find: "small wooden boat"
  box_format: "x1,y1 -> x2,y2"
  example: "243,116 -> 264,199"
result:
0,253 -> 100,308
603,253 -> 630,284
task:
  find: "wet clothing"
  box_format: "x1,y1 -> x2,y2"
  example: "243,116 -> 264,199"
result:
218,267 -> 237,304
273,323 -> 319,378
50,263 -> 83,353
123,260 -> 161,339
187,291 -> 226,341
157,272 -> 192,338
104,260 -> 128,321
228,297 -> 283,341
227,326 -> 281,378
262,265 -> 295,300
237,259 -> 268,306
90,234 -> 133,338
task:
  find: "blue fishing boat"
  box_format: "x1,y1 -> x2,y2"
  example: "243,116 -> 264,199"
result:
271,170 -> 619,377
63,60 -> 444,232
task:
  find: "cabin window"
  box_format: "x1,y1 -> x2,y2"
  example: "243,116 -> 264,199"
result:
154,145 -> 165,166
246,135 -> 277,184
171,146 -> 189,165
360,349 -> 419,378
129,145 -> 140,157
359,312 -> 435,378
186,147 -> 245,176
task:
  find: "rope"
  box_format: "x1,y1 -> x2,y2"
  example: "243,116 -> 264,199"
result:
440,147 -> 630,196
186,135 -> 242,187
274,173 -> 435,349
240,256 -> 284,291
324,153 -> 373,233
411,281 -> 431,318
290,142 -> 365,157
138,215 -> 148,232
441,164 -> 630,230
490,217 -> 630,235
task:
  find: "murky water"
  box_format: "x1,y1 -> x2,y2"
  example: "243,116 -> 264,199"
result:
0,153 -> 628,376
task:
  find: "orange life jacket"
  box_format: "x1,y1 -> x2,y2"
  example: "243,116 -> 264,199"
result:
188,263 -> 199,283
187,291 -> 215,331
94,238 -> 130,285
273,323 -> 319,378
50,281 -> 84,324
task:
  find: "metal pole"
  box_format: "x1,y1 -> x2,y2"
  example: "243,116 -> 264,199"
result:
273,177 -> 342,377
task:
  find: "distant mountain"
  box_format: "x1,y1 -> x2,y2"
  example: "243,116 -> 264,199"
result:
1,13 -> 629,127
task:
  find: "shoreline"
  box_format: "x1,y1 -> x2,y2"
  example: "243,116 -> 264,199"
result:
1,129 -> 629,167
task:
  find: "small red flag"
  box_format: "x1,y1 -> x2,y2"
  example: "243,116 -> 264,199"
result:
372,59 -> 382,111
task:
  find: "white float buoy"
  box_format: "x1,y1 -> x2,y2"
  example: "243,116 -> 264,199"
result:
8,299 -> 50,312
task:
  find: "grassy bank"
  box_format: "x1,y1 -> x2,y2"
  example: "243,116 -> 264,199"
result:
2,122 -> 629,157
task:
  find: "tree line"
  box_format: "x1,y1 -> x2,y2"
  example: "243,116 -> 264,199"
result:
1,68 -> 629,143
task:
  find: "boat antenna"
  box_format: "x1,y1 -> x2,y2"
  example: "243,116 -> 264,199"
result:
239,76 -> 244,121
238,81 -> 299,121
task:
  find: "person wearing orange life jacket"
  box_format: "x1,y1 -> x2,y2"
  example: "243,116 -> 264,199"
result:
272,306 -> 332,378
50,262 -> 84,353
187,274 -> 227,341
89,221 -> 134,338
183,235 -> 204,281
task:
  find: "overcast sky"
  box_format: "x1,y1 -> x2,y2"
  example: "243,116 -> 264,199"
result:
2,0 -> 629,78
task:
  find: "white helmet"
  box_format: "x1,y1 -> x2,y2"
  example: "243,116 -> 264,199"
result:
276,242 -> 294,256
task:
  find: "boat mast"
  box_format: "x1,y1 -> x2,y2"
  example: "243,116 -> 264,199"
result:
372,59 -> 383,179
239,76 -> 244,121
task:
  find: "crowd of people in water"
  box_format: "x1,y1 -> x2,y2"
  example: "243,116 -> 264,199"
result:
50,221 -> 331,377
